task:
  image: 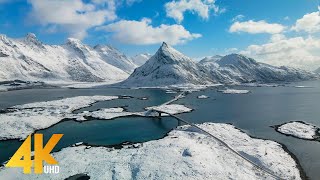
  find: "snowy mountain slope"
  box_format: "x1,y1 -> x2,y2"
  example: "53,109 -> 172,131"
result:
207,54 -> 317,83
198,55 -> 223,69
120,42 -> 214,87
0,33 -> 131,83
131,53 -> 152,66
94,45 -> 137,73
120,44 -> 317,87
315,67 -> 320,74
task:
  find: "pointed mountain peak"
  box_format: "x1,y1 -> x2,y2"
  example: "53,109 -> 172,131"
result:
26,33 -> 37,40
24,33 -> 45,48
0,34 -> 7,39
156,41 -> 185,59
161,42 -> 169,48
0,34 -> 8,43
66,38 -> 83,45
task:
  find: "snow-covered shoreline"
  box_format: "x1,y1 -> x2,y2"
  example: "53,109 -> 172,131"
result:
0,96 -> 192,140
0,96 -> 118,140
0,123 -> 304,180
220,89 -> 251,94
274,121 -> 320,141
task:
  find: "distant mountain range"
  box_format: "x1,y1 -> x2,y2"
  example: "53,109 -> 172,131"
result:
0,33 -> 318,86
0,33 -> 135,83
315,68 -> 320,74
121,42 -> 318,87
131,53 -> 152,66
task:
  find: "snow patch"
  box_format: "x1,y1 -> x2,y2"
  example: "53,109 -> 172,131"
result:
145,104 -> 192,115
275,121 -> 320,140
221,89 -> 251,94
197,95 -> 209,99
294,86 -> 313,88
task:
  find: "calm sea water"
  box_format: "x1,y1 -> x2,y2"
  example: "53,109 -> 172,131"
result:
0,81 -> 319,179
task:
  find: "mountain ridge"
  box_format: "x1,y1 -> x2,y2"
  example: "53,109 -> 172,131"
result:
131,53 -> 152,66
121,43 -> 318,87
120,42 -> 214,87
0,33 -> 134,83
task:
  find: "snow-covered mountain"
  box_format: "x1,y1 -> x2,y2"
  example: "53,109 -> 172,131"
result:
205,54 -> 317,83
131,53 -> 152,66
94,45 -> 137,73
0,33 -> 133,83
121,43 -> 317,87
120,42 -> 213,87
198,55 -> 223,69
315,67 -> 320,74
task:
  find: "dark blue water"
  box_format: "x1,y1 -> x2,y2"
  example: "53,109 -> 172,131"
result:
0,81 -> 320,179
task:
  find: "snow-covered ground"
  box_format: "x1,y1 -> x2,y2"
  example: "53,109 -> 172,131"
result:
241,83 -> 279,87
74,108 -> 138,121
294,86 -> 313,88
59,81 -> 120,89
221,89 -> 251,94
145,104 -> 192,115
0,96 -> 118,140
0,123 -> 302,180
0,96 -> 192,140
275,121 -> 320,140
197,95 -> 209,99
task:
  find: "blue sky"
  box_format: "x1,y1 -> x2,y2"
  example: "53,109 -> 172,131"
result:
0,0 -> 320,70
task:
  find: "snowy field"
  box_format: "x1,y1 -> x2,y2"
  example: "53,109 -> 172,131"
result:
221,89 -> 251,94
275,121 -> 320,140
0,123 -> 302,180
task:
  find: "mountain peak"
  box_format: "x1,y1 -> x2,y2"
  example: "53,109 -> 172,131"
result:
217,53 -> 258,67
24,33 -> 45,48
26,33 -> 37,40
161,42 -> 169,49
0,34 -> 8,43
0,34 -> 7,39
66,38 -> 83,45
156,41 -> 184,60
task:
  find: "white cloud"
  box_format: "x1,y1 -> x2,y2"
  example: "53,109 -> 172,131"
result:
165,0 -> 223,23
229,20 -> 286,34
241,35 -> 320,70
97,18 -> 202,45
125,0 -> 142,5
225,47 -> 238,54
231,14 -> 245,22
270,34 -> 286,42
27,0 -> 118,39
291,8 -> 320,33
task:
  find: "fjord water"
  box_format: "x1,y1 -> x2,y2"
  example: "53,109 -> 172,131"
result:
0,81 -> 320,179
